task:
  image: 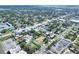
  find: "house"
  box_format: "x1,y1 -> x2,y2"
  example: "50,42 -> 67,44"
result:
14,28 -> 24,34
25,35 -> 33,43
15,34 -> 33,44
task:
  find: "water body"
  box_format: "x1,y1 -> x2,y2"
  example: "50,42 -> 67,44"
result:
71,17 -> 79,23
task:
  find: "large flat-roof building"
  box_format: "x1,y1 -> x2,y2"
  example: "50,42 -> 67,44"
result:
50,39 -> 71,54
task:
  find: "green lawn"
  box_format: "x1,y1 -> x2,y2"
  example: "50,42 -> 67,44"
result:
0,41 -> 5,54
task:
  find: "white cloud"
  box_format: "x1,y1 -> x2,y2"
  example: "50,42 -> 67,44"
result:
0,0 -> 78,5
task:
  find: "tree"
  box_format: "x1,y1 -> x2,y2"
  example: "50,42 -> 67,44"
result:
1,29 -> 10,33
20,42 -> 26,48
74,37 -> 79,46
43,38 -> 48,44
20,31 -> 27,35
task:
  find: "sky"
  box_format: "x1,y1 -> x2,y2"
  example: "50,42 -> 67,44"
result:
0,0 -> 78,5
